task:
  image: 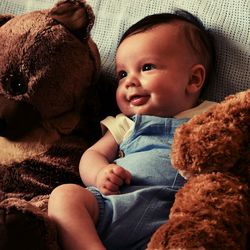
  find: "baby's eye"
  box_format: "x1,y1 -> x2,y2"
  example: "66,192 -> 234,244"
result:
142,64 -> 155,71
117,70 -> 127,80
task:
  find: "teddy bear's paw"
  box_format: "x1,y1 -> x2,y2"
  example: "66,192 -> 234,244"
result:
154,173 -> 249,250
0,198 -> 59,250
147,222 -> 207,250
147,217 -> 241,250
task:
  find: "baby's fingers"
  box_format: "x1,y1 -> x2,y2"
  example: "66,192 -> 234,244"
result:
108,172 -> 124,186
100,185 -> 120,196
113,166 -> 132,185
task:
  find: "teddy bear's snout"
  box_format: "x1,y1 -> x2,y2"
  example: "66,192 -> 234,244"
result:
0,96 -> 41,140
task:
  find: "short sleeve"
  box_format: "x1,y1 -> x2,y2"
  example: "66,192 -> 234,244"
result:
101,114 -> 134,144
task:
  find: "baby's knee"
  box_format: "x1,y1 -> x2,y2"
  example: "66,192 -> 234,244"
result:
48,184 -> 83,212
50,183 -> 80,199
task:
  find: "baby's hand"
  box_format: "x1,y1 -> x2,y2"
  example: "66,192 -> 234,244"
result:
96,164 -> 131,195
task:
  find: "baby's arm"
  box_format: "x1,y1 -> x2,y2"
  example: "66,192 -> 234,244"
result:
79,131 -> 131,195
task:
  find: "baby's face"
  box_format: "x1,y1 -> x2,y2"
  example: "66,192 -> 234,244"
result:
115,22 -> 201,117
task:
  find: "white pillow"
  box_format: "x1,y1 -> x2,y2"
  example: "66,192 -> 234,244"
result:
1,0 -> 249,101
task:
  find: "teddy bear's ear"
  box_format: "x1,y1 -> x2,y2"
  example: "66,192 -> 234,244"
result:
0,14 -> 14,27
49,0 -> 94,39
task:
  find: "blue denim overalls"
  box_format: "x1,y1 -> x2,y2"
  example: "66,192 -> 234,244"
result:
88,115 -> 187,249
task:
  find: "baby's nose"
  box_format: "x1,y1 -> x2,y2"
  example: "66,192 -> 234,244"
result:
125,75 -> 140,88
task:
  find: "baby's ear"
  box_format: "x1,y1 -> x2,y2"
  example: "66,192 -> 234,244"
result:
187,64 -> 206,94
0,15 -> 14,27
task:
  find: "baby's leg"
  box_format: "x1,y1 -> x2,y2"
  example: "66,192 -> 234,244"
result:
48,183 -> 106,250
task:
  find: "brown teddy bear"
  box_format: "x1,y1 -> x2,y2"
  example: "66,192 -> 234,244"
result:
148,89 -> 250,249
0,0 -> 102,249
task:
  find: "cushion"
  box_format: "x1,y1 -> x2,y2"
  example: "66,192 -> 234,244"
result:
1,0 -> 249,101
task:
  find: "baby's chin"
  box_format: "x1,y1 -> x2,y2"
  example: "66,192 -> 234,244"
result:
126,111 -> 171,118
122,105 -> 172,117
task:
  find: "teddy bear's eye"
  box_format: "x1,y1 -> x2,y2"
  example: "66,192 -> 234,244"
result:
4,73 -> 28,96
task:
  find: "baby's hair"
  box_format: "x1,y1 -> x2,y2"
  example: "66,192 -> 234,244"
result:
119,10 -> 216,88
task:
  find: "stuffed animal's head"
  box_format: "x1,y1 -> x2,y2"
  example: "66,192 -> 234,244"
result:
172,89 -> 250,181
0,0 -> 100,140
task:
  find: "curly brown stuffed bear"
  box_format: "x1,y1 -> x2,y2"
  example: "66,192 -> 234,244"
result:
0,1 -> 101,249
148,89 -> 250,249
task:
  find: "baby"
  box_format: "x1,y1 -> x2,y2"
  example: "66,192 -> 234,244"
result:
48,10 -> 216,250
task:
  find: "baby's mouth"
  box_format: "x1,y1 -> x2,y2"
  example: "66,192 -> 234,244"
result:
129,95 -> 150,106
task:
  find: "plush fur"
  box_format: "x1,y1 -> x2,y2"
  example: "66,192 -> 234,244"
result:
0,1 -> 101,249
148,89 -> 250,249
